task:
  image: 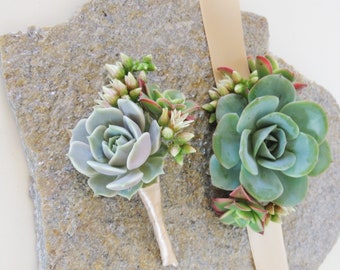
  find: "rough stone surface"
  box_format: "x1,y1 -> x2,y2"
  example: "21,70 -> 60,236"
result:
0,1 -> 338,269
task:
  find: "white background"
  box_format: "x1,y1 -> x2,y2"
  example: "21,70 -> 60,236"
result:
0,1 -> 338,269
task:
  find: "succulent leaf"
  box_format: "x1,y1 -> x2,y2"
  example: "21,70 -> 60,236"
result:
273,172 -> 308,207
283,132 -> 319,177
210,155 -> 240,191
257,151 -> 296,171
217,66 -> 234,76
212,198 -> 233,214
183,100 -> 200,114
123,116 -> 142,139
139,157 -> 165,184
240,165 -> 283,202
293,82 -> 307,90
88,174 -> 117,197
149,120 -> 162,154
248,213 -> 264,233
213,113 -> 241,169
117,181 -> 143,200
174,153 -> 184,166
71,119 -> 89,144
247,56 -> 256,72
106,169 -> 143,191
105,62 -> 125,80
120,53 -> 134,70
126,133 -> 151,170
308,140 -> 332,176
103,124 -> 133,141
273,68 -> 295,82
256,112 -> 299,140
256,55 -> 273,78
252,125 -> 277,156
239,129 -> 258,175
264,55 -> 279,71
235,201 -> 252,212
87,160 -> 127,176
248,75 -> 296,110
257,143 -> 276,160
270,128 -> 287,158
86,107 -> 124,134
139,97 -> 163,117
280,101 -> 328,143
219,210 -> 236,224
144,83 -> 163,100
216,94 -> 248,121
236,96 -> 279,133
125,72 -> 139,89
175,132 -> 195,145
229,185 -> 253,202
181,144 -> 196,154
118,99 -> 145,131
88,125 -> 107,163
163,89 -> 185,104
108,139 -> 135,167
68,141 -> 96,177
102,141 -> 114,160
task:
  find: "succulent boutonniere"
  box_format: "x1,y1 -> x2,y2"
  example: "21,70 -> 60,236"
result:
203,55 -> 332,233
68,54 -> 197,266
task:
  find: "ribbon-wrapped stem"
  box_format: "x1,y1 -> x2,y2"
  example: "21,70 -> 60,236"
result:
138,179 -> 178,267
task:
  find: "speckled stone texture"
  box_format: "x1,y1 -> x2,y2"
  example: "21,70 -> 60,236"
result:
0,1 -> 338,269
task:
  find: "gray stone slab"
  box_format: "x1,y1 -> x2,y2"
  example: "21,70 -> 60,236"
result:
0,1 -> 338,269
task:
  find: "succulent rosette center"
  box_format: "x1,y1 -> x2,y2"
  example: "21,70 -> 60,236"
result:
210,75 -> 331,206
68,99 -> 164,199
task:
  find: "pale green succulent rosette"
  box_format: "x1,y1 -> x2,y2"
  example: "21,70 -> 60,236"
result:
68,99 -> 164,199
209,72 -> 332,232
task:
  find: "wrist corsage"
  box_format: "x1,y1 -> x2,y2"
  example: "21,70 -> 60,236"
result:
68,54 -> 197,266
203,55 -> 332,233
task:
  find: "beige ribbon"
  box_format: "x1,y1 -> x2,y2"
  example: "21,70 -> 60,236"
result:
138,179 -> 178,267
199,0 -> 289,269
199,0 -> 249,81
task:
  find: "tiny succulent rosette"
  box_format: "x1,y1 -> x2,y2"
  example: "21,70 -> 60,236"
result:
68,54 -> 196,266
204,55 -> 332,233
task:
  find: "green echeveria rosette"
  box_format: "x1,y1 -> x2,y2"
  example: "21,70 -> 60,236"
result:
210,74 -> 332,209
68,99 -> 165,199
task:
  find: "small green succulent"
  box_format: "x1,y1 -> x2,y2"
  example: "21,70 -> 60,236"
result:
96,54 -> 198,165
139,84 -> 198,165
213,186 -> 292,233
68,99 -> 165,199
96,53 -> 156,107
207,56 -> 332,232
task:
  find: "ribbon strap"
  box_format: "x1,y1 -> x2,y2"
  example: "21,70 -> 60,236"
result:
199,1 -> 289,269
247,223 -> 289,269
199,0 -> 249,81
